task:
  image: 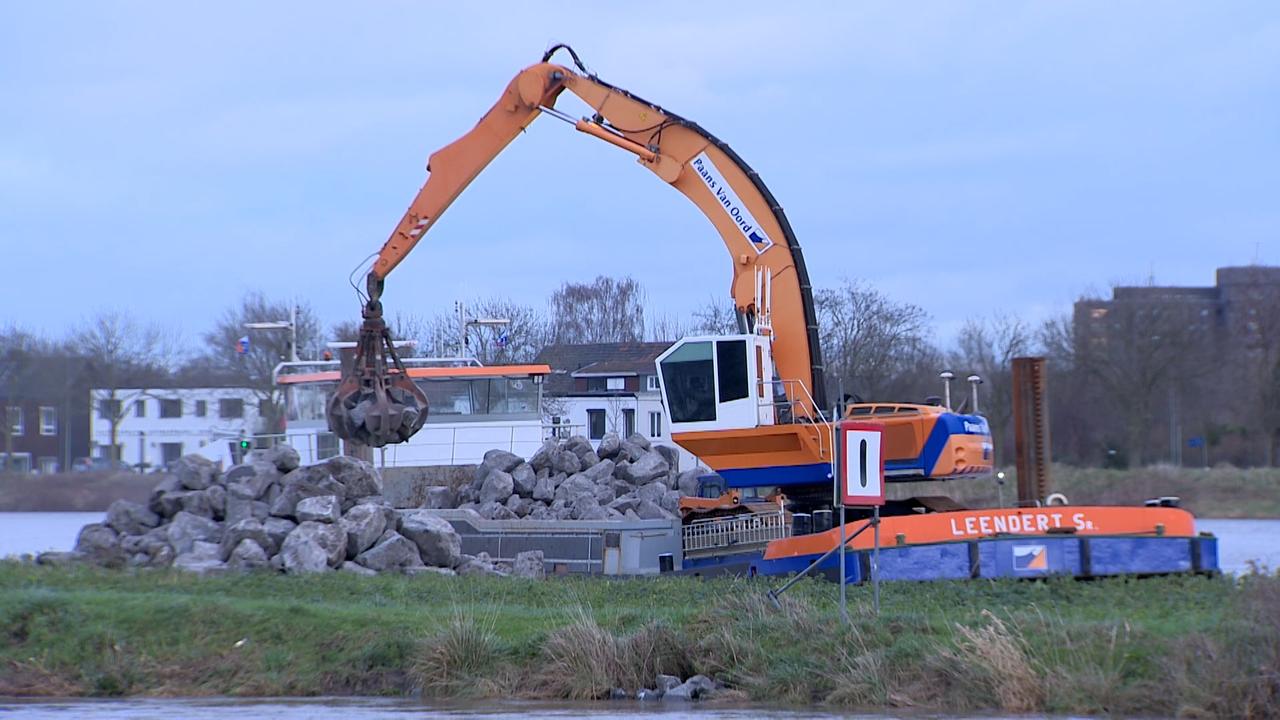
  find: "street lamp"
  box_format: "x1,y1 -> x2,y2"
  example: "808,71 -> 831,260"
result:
244,304 -> 298,362
455,301 -> 509,360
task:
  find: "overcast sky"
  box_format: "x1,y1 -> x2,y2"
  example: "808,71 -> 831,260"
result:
3,2 -> 1278,351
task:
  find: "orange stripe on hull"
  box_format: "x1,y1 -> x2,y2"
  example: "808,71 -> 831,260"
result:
764,506 -> 1197,560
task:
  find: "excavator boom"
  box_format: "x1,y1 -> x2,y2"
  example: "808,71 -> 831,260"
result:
330,46 -> 825,447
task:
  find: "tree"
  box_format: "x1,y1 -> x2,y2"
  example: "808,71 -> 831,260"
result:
200,292 -> 322,434
69,311 -> 176,462
549,276 -> 645,345
0,326 -> 44,471
816,279 -> 939,406
690,296 -> 740,335
949,314 -> 1032,464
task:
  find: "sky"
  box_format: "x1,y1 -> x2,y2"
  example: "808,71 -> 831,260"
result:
2,1 -> 1278,351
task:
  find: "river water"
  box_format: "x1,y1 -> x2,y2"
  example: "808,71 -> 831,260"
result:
1,512 -> 1276,574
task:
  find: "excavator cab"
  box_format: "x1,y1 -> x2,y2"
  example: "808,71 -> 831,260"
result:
656,333 -> 781,434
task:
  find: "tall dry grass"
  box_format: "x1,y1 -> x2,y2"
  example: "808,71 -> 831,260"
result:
410,611 -> 509,697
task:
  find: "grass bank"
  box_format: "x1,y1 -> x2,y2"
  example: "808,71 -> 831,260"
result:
890,464 -> 1280,518
2,564 -> 1276,717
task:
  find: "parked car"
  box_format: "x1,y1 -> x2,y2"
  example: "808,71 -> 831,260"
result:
71,457 -> 136,473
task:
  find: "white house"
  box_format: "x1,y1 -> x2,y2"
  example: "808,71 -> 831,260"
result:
89,386 -> 262,470
534,342 -> 699,471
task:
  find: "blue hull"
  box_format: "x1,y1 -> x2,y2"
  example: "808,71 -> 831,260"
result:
683,534 -> 1220,582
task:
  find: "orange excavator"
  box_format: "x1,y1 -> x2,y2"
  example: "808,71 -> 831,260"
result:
328,44 -> 826,449
328,46 -> 991,508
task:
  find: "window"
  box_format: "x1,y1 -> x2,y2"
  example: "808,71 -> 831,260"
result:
219,398 -> 245,419
0,453 -> 31,473
623,408 -> 636,437
316,433 -> 339,460
134,399 -> 146,418
659,341 -> 715,423
646,375 -> 661,392
39,407 -> 56,436
7,407 -> 23,436
716,340 -> 749,403
159,398 -> 181,418
606,377 -> 625,391
160,442 -> 184,467
649,411 -> 663,438
98,398 -> 121,420
38,457 -> 58,474
195,400 -> 207,417
587,409 -> 606,440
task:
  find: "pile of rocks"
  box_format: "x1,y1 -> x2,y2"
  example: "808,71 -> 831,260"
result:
425,432 -> 707,522
622,673 -> 720,702
57,449 -> 542,578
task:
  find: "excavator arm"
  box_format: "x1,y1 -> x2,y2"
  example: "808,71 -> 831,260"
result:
330,46 -> 826,447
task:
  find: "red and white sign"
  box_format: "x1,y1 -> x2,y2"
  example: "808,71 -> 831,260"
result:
837,421 -> 885,506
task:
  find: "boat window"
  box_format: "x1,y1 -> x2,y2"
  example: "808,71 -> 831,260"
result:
716,340 -> 749,403
660,342 -> 716,423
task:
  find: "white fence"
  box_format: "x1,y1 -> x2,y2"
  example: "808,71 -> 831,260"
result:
682,510 -> 791,556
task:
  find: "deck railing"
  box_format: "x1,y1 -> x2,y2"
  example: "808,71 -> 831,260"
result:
682,510 -> 791,556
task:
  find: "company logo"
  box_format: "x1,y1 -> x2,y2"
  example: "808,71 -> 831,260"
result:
690,152 -> 774,254
964,420 -> 988,434
1013,544 -> 1048,572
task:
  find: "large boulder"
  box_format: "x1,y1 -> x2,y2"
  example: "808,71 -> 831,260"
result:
456,552 -> 507,577
636,481 -> 669,504
626,432 -> 652,451
531,475 -> 557,502
262,517 -> 297,555
635,499 -> 673,521
74,523 -> 122,566
295,495 -> 341,523
663,674 -> 717,701
176,490 -> 214,519
653,444 -> 680,471
580,458 -> 615,484
271,465 -> 346,519
597,433 -> 622,460
285,521 -> 346,568
147,475 -> 181,516
398,510 -> 462,568
479,449 -> 524,474
224,462 -> 279,500
228,538 -> 269,570
550,449 -> 581,475
205,485 -> 227,519
354,530 -> 422,572
528,439 -> 558,472
173,540 -> 227,576
265,444 -> 301,473
479,471 -> 514,504
510,463 -> 537,497
173,454 -> 218,491
326,456 -> 382,499
220,518 -> 271,561
660,490 -> 681,514
279,534 -> 330,574
340,503 -> 387,558
512,550 -> 545,579
554,473 -> 596,504
618,451 -> 670,484
105,499 -> 159,536
166,511 -> 223,554
423,486 -> 456,510
675,468 -> 704,497
225,494 -> 270,526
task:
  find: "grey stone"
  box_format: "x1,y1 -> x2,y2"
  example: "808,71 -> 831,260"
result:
637,481 -> 669,504
654,444 -> 679,471
476,501 -> 503,520
609,479 -> 635,497
510,463 -> 537,497
287,521 -> 347,568
620,451 -> 670,484
656,674 -> 682,693
660,490 -> 681,514
610,688 -> 630,700
663,675 -> 716,701
398,510 -> 462,568
327,456 -> 382,498
550,449 -> 581,475
403,565 -> 456,577
576,504 -> 610,521
531,475 -> 557,502
175,490 -> 214,519
618,439 -> 645,463
490,504 -> 517,520
482,448 -> 524,473
173,549 -> 227,576
423,486 -> 456,509
225,495 -> 270,526
635,499 -> 672,521
341,503 -> 387,558
341,560 -> 377,576
578,450 -> 601,468
479,470 -> 514,504
676,468 -> 704,497
279,534 -> 330,574
262,517 -> 297,555
266,444 -> 301,472
149,544 -> 175,567
526,504 -> 553,520
174,454 -> 218,490
269,553 -> 285,572
105,499 -> 159,536
37,550 -> 84,566
608,494 -> 639,514
529,440 -> 557,472
623,509 -> 641,522
275,465 -> 347,518
205,484 -> 227,519
636,688 -> 661,701
225,462 -> 279,499
74,523 -> 122,566
580,458 -> 615,483
456,552 -> 507,577
593,484 -> 616,505
627,432 -> 652,451
228,538 -> 269,570
166,511 -> 223,554
296,495 -> 341,523
355,530 -> 422,572
220,518 -> 271,561
554,473 -> 596,503
596,433 -> 622,460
